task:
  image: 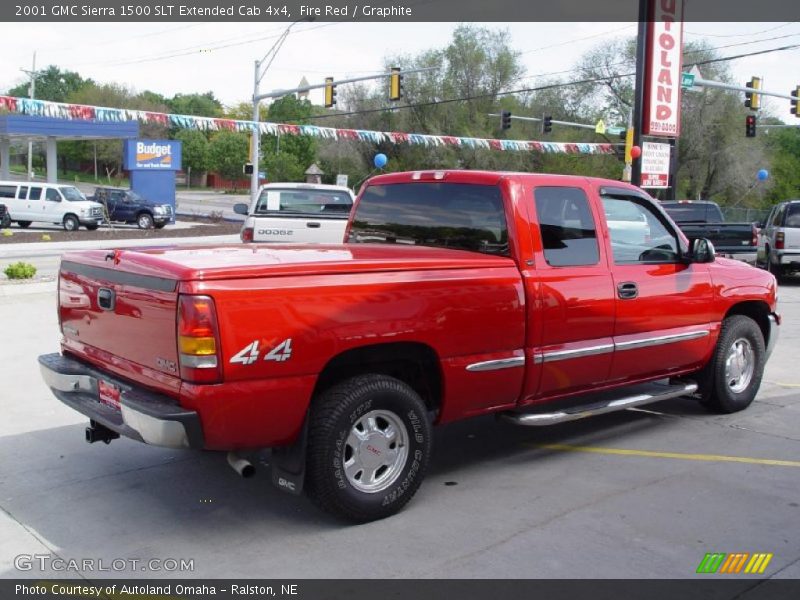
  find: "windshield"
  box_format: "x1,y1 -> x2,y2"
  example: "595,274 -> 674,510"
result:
661,202 -> 723,223
349,182 -> 509,256
59,187 -> 87,202
254,188 -> 353,216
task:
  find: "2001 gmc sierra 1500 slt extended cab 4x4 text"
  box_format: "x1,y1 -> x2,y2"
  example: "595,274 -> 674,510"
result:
39,170 -> 779,522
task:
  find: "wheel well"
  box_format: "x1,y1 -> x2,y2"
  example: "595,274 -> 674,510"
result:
725,301 -> 771,346
312,342 -> 443,415
63,213 -> 78,221
137,210 -> 153,218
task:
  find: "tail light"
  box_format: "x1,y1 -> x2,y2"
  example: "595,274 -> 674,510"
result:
177,295 -> 222,384
241,226 -> 254,243
776,232 -> 785,250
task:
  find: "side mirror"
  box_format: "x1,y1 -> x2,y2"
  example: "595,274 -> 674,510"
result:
689,238 -> 716,263
233,203 -> 249,216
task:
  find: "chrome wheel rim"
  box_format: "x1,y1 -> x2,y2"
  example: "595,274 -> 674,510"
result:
138,215 -> 151,228
725,337 -> 755,394
344,409 -> 408,494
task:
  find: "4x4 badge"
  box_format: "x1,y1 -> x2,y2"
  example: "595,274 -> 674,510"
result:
230,339 -> 293,365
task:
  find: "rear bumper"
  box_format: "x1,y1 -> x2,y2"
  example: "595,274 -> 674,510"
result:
38,353 -> 203,449
776,251 -> 800,268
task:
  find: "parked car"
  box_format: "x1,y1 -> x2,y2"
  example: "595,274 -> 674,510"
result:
757,199 -> 800,280
660,200 -> 758,264
39,171 -> 779,522
235,182 -> 354,243
0,181 -> 104,231
90,187 -> 172,229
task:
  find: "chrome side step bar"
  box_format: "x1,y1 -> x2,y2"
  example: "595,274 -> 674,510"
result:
501,381 -> 698,427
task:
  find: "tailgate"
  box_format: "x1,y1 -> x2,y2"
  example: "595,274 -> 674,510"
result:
59,259 -> 180,382
250,215 -> 348,243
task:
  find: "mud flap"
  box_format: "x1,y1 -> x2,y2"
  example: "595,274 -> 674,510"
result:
270,420 -> 308,496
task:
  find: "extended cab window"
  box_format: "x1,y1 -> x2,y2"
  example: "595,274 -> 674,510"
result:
255,189 -> 353,216
349,182 -> 509,255
534,187 -> 599,266
785,204 -> 800,228
0,185 -> 16,199
601,195 -> 679,264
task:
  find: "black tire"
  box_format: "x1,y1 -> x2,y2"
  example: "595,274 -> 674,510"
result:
136,212 -> 154,229
63,214 -> 80,231
85,223 -> 99,231
154,222 -> 167,229
17,220 -> 32,229
306,374 -> 432,522
699,315 -> 766,414
0,215 -> 10,229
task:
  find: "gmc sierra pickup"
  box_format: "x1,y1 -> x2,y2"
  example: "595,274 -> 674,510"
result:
39,170 -> 779,522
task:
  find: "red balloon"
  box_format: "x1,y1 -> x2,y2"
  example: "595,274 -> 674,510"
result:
630,145 -> 642,159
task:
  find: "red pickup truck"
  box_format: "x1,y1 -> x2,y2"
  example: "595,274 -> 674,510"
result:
39,170 -> 779,522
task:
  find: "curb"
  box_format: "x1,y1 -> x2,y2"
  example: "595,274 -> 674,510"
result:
0,279 -> 56,298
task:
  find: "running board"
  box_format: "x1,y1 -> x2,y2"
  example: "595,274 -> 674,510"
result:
501,381 -> 698,427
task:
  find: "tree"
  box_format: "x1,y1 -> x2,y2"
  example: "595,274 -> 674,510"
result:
7,65 -> 91,102
208,130 -> 249,185
175,129 -> 210,175
169,92 -> 223,117
261,95 -> 318,176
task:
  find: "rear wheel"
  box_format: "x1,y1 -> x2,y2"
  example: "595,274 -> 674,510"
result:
699,315 -> 766,414
0,214 -> 10,229
17,220 -> 32,229
766,249 -> 784,282
306,374 -> 432,522
136,213 -> 154,229
63,214 -> 79,231
85,223 -> 99,231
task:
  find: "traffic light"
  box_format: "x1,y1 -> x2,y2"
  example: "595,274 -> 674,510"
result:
791,86 -> 800,117
324,77 -> 337,108
744,77 -> 761,111
389,67 -> 402,101
500,110 -> 512,130
543,115 -> 553,134
745,114 -> 757,138
243,163 -> 254,175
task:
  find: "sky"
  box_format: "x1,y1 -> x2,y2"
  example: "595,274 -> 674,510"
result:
1,21 -> 799,126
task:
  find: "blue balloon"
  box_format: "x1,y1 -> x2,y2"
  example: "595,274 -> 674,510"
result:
757,169 -> 769,181
374,153 -> 388,169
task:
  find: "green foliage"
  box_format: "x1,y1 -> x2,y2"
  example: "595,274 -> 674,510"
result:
7,66 -> 91,102
765,128 -> 800,204
263,152 -> 305,182
169,92 -> 223,118
208,130 -> 249,184
4,262 -> 37,280
175,129 -> 210,173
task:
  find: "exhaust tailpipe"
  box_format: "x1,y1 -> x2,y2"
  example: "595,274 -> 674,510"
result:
85,420 -> 120,444
227,452 -> 255,478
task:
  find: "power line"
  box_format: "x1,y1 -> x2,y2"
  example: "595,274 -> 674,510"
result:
685,22 -> 796,38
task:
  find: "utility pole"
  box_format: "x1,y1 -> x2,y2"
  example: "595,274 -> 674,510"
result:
631,0 -> 650,187
20,51 -> 40,181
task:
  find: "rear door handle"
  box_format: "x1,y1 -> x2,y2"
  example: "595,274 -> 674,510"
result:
306,222 -> 321,228
617,282 -> 638,300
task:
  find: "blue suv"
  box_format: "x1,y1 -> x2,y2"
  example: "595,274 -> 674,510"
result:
92,187 -> 172,229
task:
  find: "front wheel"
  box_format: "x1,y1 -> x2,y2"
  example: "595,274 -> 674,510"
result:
63,214 -> 80,231
85,223 -> 99,231
700,315 -> 766,414
306,374 -> 432,522
154,222 -> 167,229
137,213 -> 154,229
17,220 -> 32,229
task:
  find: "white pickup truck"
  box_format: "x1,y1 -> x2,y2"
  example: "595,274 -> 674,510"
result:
235,182 -> 355,243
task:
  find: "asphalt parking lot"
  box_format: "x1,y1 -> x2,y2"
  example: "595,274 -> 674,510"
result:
0,274 -> 798,580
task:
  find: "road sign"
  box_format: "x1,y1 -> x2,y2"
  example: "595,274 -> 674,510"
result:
595,119 -> 606,134
681,72 -> 695,89
641,142 -> 671,188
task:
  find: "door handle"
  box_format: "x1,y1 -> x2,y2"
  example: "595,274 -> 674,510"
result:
617,282 -> 638,300
306,222 -> 321,228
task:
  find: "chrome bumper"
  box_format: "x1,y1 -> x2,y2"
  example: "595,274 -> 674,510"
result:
38,353 -> 203,449
766,314 -> 780,360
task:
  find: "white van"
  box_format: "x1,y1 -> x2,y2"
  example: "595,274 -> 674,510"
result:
234,182 -> 355,244
0,181 -> 105,231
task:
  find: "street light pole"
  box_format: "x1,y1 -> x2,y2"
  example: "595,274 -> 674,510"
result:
21,51 -> 39,181
250,19 -> 312,202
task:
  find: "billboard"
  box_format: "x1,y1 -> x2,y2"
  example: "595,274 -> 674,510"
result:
642,0 -> 684,138
123,140 -> 182,171
641,142 -> 671,188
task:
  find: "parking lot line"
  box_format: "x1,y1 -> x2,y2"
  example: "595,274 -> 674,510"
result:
532,443 -> 800,468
